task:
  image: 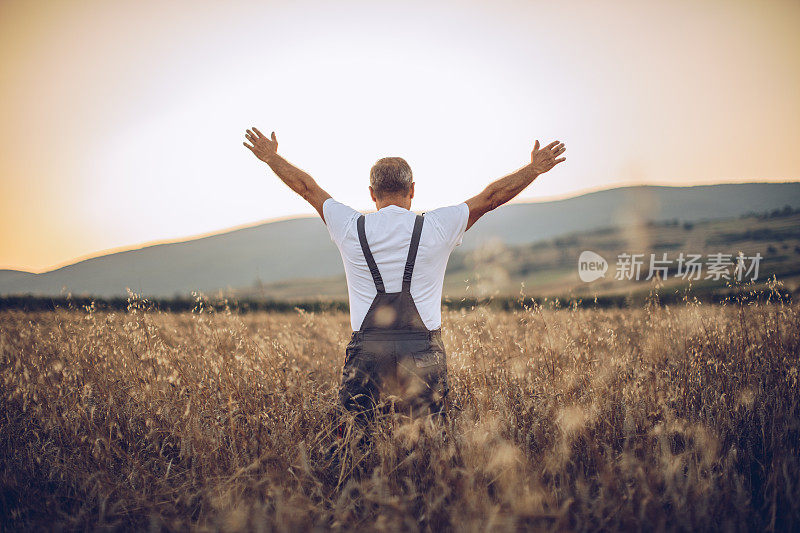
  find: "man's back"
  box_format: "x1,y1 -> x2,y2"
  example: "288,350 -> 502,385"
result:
323,198 -> 469,331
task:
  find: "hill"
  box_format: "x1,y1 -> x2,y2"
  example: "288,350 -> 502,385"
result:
2,182 -> 799,298
235,209 -> 800,300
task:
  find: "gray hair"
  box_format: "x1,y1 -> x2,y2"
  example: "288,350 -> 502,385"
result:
369,157 -> 413,198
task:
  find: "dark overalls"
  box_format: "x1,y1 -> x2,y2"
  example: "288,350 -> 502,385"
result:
338,213 -> 449,426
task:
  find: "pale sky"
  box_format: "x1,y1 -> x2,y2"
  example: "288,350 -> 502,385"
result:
1,0 -> 799,272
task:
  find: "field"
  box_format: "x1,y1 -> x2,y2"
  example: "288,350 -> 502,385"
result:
1,290 -> 799,531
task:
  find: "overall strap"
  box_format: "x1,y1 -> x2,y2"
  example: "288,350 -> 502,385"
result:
402,214 -> 425,292
357,215 -> 385,293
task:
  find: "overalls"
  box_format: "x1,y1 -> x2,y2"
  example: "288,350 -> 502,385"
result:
338,213 -> 449,426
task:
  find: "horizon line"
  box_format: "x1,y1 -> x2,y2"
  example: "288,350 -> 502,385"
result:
6,178 -> 798,275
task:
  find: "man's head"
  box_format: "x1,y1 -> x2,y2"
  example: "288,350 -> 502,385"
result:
369,157 -> 414,209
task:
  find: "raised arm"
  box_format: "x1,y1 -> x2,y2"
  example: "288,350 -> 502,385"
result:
464,140 -> 566,230
243,127 -> 331,221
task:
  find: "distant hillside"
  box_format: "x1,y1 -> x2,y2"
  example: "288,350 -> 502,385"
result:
2,182 -> 799,298
461,182 -> 800,248
236,209 -> 800,300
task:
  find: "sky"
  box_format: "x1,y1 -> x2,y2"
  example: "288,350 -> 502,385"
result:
1,0 -> 799,272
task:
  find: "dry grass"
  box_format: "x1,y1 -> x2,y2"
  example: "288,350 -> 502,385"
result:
1,291 -> 799,531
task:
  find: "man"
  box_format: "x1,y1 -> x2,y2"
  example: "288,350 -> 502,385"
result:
243,127 -> 565,426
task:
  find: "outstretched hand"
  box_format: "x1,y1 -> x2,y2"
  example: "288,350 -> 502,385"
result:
243,127 -> 278,163
530,140 -> 566,175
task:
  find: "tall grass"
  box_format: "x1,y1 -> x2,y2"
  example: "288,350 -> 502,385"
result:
1,290 -> 798,531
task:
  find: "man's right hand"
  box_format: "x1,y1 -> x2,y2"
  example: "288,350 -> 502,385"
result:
243,127 -> 279,164
464,138 -> 566,231
530,140 -> 566,175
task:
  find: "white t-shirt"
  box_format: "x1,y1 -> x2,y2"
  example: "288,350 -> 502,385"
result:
323,198 -> 469,331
